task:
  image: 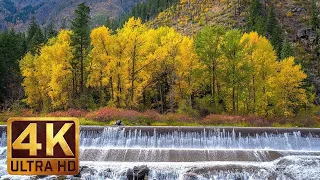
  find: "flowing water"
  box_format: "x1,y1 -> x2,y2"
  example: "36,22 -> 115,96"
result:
1,126 -> 320,179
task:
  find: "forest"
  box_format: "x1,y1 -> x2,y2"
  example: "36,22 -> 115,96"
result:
1,0 -> 320,126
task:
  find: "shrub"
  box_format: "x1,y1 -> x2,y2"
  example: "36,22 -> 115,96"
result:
142,110 -> 163,122
85,107 -> 143,123
200,114 -> 242,125
49,109 -> 88,117
165,113 -> 195,123
286,11 -> 293,17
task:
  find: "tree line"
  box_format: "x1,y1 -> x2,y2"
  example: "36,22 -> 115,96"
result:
19,4 -> 308,116
1,1 -> 318,117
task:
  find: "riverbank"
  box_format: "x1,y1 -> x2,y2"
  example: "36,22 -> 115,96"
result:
1,107 -> 320,127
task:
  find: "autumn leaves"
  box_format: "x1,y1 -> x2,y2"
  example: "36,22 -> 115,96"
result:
20,17 -> 307,116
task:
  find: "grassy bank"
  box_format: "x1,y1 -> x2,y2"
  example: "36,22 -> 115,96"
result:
0,107 -> 320,127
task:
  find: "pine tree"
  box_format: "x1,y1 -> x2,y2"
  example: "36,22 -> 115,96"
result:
266,4 -> 276,36
44,20 -> 58,40
71,3 -> 91,95
310,0 -> 319,30
27,16 -> 39,43
266,4 -> 283,58
26,16 -> 44,54
28,27 -> 45,55
0,29 -> 26,106
246,0 -> 265,34
280,39 -> 293,60
270,24 -> 283,58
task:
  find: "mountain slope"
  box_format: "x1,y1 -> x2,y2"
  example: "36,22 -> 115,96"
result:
0,0 -> 143,31
148,0 -> 320,101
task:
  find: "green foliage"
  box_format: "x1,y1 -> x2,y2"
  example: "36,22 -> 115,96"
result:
194,25 -> 225,113
266,4 -> 283,57
44,20 -> 58,40
246,0 -> 265,34
0,29 -> 26,107
100,0 -> 180,31
71,3 -> 91,96
266,4 -> 276,36
129,0 -> 179,22
281,39 -> 294,59
310,0 -> 319,30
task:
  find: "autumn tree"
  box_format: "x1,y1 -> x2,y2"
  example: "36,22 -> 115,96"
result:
117,18 -> 149,107
269,57 -> 307,116
87,26 -> 113,105
20,30 -> 74,111
20,53 -> 42,110
241,32 -> 278,115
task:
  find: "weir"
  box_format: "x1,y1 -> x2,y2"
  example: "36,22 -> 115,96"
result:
0,126 -> 320,179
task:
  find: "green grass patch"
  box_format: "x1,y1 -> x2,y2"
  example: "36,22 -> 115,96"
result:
79,118 -> 106,126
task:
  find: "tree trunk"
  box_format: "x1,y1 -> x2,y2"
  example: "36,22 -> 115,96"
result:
131,41 -> 137,104
80,37 -> 84,93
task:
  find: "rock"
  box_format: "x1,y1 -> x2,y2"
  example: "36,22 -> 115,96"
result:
126,168 -> 134,180
99,168 -> 113,179
74,166 -> 97,178
183,172 -> 199,180
127,165 -> 149,180
114,120 -> 124,126
297,27 -> 316,43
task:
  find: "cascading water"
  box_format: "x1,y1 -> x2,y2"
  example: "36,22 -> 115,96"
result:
1,126 -> 320,179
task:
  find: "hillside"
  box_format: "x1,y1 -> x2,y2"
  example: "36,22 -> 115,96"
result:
0,0 -> 143,31
148,0 -> 320,102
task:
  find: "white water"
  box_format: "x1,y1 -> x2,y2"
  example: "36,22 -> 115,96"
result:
80,127 -> 320,150
1,127 -> 320,179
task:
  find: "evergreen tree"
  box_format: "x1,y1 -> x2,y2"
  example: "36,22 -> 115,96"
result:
281,39 -> 294,60
71,3 -> 91,95
266,4 -> 276,36
246,0 -> 265,34
0,29 -> 26,107
26,16 -> 45,54
266,4 -> 283,58
60,18 -> 67,29
310,0 -> 319,30
270,24 -> 283,58
44,20 -> 58,40
27,16 -> 39,43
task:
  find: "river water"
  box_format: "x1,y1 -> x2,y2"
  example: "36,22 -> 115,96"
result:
0,126 -> 320,179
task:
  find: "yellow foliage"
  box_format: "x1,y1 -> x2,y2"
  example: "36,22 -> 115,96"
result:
20,30 -> 73,110
286,11 -> 293,17
269,57 -> 307,116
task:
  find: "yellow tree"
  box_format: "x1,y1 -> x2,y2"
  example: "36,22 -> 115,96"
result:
20,30 -> 73,110
117,17 -> 150,107
176,36 -> 203,110
87,26 -> 113,105
241,32 -> 278,115
36,30 -> 73,109
20,53 -> 42,110
147,27 -> 202,112
47,30 -> 73,109
269,57 -> 307,116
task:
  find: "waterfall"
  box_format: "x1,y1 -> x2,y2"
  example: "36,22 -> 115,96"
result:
1,126 -> 320,179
